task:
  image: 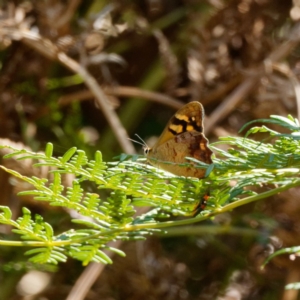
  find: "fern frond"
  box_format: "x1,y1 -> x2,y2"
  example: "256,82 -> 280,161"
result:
1,114 -> 300,265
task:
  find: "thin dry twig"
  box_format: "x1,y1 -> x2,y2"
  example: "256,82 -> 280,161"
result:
53,0 -> 82,29
153,29 -> 181,94
58,86 -> 184,109
55,51 -> 135,154
200,76 -> 242,106
271,63 -> 300,121
67,205 -> 150,300
66,241 -> 123,300
281,267 -> 300,300
205,23 -> 300,134
205,76 -> 258,134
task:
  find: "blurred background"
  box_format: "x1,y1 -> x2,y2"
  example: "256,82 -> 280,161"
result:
1,0 -> 300,299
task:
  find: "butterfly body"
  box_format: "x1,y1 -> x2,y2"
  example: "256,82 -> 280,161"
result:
145,102 -> 212,178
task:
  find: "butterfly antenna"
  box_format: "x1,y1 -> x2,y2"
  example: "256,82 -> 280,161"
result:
135,134 -> 148,148
127,138 -> 144,147
127,136 -> 147,147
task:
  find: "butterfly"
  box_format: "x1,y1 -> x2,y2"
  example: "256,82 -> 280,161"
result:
144,101 -> 213,178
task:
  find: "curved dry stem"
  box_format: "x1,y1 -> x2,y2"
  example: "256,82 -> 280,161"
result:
58,86 -> 185,110
4,29 -> 136,154
205,24 -> 300,134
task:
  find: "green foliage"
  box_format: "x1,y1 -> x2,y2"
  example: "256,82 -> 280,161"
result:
1,115 -> 300,266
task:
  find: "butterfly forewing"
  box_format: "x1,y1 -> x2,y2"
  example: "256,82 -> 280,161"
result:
154,102 -> 204,146
145,101 -> 212,178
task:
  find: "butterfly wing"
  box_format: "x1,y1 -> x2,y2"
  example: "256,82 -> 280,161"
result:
153,101 -> 205,146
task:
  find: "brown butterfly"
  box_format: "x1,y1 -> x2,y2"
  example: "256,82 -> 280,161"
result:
144,101 -> 213,178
